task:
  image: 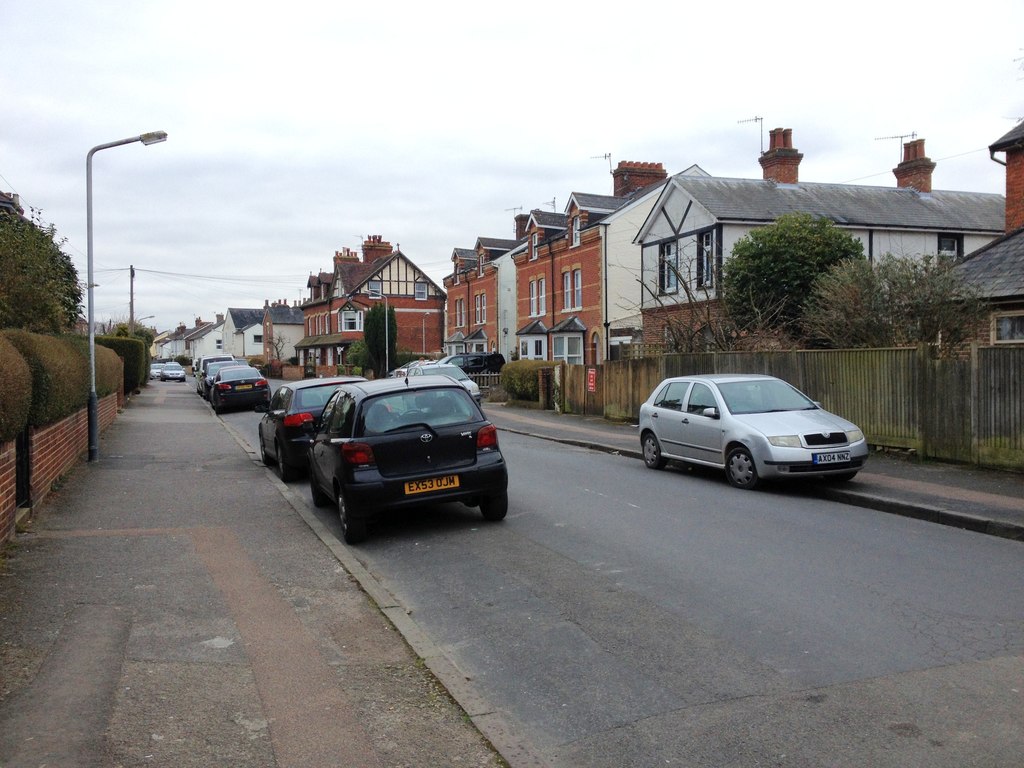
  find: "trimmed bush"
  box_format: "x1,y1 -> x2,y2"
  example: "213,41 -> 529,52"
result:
63,334 -> 122,397
97,335 -> 147,393
0,333 -> 32,441
500,360 -> 553,401
3,330 -> 89,427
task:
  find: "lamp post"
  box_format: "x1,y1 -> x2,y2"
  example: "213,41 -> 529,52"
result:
367,291 -> 389,376
87,131 -> 167,462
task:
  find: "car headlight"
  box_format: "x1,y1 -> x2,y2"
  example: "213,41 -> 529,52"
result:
846,429 -> 865,443
767,435 -> 802,448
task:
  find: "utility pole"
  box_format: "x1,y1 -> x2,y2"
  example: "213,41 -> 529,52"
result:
129,264 -> 136,333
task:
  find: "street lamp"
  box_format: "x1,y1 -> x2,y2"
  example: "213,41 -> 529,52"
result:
87,131 -> 167,462
367,291 -> 389,376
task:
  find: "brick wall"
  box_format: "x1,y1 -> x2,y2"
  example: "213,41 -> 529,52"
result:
0,393 -> 120,543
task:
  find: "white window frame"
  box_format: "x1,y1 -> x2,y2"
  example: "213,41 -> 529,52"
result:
538,277 -> 546,315
415,282 -> 428,300
562,271 -> 572,311
367,279 -> 382,296
573,268 -> 582,309
993,311 -> 1024,344
572,216 -> 581,247
529,280 -> 538,317
519,335 -> 547,360
531,233 -> 539,260
552,334 -> 583,365
341,310 -> 363,332
659,240 -> 678,294
697,231 -> 715,290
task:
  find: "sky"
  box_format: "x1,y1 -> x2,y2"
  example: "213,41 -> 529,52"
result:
4,1 -> 1023,335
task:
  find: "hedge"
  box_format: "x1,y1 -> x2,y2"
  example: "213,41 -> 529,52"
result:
2,330 -> 90,427
96,335 -> 147,393
0,333 -> 32,441
62,333 -> 123,397
500,359 -> 555,401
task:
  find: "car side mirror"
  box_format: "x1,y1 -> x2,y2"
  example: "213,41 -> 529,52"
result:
701,406 -> 719,419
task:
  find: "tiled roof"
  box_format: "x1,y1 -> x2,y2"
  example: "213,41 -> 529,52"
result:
266,305 -> 304,324
227,307 -> 265,330
990,121 -> 1024,152
571,192 -> 624,212
669,176 -> 1004,233
958,227 -> 1024,299
532,210 -> 568,229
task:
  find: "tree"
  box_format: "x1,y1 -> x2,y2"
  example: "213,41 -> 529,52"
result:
801,253 -> 985,355
0,210 -> 82,332
722,213 -> 865,339
362,303 -> 396,377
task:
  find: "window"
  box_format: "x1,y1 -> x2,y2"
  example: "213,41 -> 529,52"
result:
479,293 -> 486,323
253,334 -> 263,344
938,234 -> 962,257
686,383 -> 717,415
531,233 -> 539,260
477,257 -> 485,277
553,335 -> 583,365
367,279 -> 382,295
563,269 -> 582,310
455,298 -> 465,328
654,381 -> 688,411
697,231 -> 715,289
573,269 -> 582,309
415,282 -> 427,300
530,280 -> 538,316
563,271 -> 572,310
538,277 -> 546,314
341,310 -> 363,331
658,241 -> 678,294
994,313 -> 1024,343
572,216 -> 581,247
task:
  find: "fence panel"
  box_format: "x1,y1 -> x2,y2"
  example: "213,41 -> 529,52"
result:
976,346 -> 1024,469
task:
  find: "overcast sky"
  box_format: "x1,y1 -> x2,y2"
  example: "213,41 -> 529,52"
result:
4,1 -> 1022,334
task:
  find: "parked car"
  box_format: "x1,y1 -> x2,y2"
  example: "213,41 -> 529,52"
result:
438,353 -> 505,374
255,375 -> 366,481
195,354 -> 237,395
209,366 -> 270,414
159,362 -> 187,382
407,363 -> 481,403
307,376 -> 509,544
638,373 -> 868,489
201,360 -> 248,400
149,362 -> 166,379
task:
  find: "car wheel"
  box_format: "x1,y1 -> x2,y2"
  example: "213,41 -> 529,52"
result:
275,441 -> 297,482
642,432 -> 667,470
259,434 -> 274,467
309,470 -> 331,508
480,491 -> 508,521
337,488 -> 367,544
725,446 -> 759,490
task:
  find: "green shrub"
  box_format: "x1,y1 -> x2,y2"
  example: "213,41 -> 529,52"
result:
0,333 -> 32,441
3,330 -> 89,426
500,360 -> 553,401
63,334 -> 122,397
97,335 -> 147,393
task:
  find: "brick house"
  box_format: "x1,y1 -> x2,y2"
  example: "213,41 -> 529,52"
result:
634,128 -> 1006,349
261,300 -> 305,362
296,236 -> 446,373
443,235 -> 519,359
511,161 -> 668,363
958,121 -> 1024,344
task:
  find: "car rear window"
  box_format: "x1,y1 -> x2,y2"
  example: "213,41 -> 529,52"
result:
360,389 -> 477,434
219,367 -> 262,381
294,385 -> 338,411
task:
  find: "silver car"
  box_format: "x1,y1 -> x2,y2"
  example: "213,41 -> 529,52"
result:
638,374 -> 868,489
407,363 -> 481,404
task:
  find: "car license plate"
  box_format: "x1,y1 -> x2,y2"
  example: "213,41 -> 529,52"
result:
813,451 -> 850,464
235,384 -> 253,391
405,475 -> 459,495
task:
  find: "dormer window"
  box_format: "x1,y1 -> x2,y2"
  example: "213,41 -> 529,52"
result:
531,233 -> 539,260
572,216 -> 581,247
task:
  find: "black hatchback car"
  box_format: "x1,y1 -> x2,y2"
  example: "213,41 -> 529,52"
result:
256,375 -> 366,481
308,376 -> 509,544
209,366 -> 270,414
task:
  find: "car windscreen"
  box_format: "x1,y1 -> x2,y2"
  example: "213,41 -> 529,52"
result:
716,380 -> 816,415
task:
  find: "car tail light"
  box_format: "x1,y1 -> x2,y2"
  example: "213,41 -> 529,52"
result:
283,412 -> 315,428
341,442 -> 375,466
216,382 -> 232,391
477,424 -> 499,450
255,379 -> 268,388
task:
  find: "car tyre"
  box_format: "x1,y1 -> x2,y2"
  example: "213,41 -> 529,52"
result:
275,441 -> 297,482
309,470 -> 331,508
479,491 -> 508,521
337,489 -> 367,544
259,434 -> 274,467
725,445 -> 759,490
642,432 -> 667,470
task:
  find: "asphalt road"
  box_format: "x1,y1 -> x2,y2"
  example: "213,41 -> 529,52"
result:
219,395 -> 1024,768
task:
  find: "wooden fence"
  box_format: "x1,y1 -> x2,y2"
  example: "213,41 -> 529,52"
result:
556,345 -> 1024,471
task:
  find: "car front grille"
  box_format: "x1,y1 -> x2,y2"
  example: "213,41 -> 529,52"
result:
803,431 -> 848,447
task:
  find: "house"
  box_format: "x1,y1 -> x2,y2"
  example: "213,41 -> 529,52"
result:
296,236 -> 446,374
221,308 -> 265,359
958,121 -> 1024,344
634,128 -> 1006,348
187,314 -> 224,363
158,318 -> 215,360
510,161 -> 669,363
443,234 -> 520,359
262,300 -> 305,362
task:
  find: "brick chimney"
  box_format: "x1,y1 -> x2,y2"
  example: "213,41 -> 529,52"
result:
361,235 -> 392,263
334,247 -> 361,265
515,213 -> 530,240
759,128 -> 803,184
612,161 -> 668,196
893,138 -> 936,193
989,123 -> 1024,232
216,313 -> 224,324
